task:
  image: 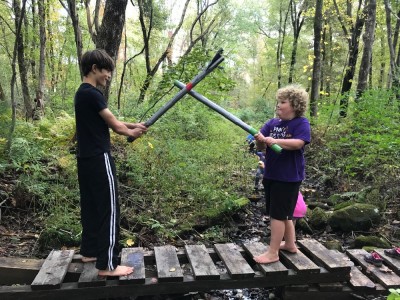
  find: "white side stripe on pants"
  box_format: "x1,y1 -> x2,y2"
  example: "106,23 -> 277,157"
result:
104,153 -> 116,271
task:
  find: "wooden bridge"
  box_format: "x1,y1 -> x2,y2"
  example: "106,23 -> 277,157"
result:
0,238 -> 399,299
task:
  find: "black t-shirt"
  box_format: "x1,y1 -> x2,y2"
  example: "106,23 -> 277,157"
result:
74,83 -> 110,158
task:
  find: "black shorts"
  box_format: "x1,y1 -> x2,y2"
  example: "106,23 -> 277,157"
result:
263,179 -> 301,220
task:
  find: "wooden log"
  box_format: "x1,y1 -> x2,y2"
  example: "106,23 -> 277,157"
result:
214,243 -> 255,279
0,265 -> 357,300
279,249 -> 320,274
184,244 -> 220,280
31,250 -> 74,290
346,249 -> 400,289
297,239 -> 352,273
77,262 -> 106,287
0,257 -> 45,285
242,242 -> 288,276
317,282 -> 345,292
154,245 -> 183,282
119,247 -> 146,284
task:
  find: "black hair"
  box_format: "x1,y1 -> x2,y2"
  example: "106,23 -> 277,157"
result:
80,49 -> 115,76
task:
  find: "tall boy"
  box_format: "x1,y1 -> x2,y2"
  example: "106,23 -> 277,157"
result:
74,49 -> 147,276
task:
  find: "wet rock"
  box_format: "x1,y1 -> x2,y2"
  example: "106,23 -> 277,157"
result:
323,239 -> 343,251
309,207 -> 329,230
306,202 -> 330,210
328,203 -> 381,232
354,235 -> 391,249
296,218 -> 313,234
333,201 -> 354,211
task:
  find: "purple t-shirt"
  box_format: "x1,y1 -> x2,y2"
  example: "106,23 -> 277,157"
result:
260,117 -> 311,182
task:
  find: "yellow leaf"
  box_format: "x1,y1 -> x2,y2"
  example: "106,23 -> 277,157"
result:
126,238 -> 134,247
148,142 -> 154,149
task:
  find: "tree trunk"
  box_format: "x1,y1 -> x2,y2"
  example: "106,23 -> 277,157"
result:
339,0 -> 365,118
0,83 -> 5,102
94,0 -> 128,100
326,25 -> 333,97
276,1 -> 290,89
137,0 -> 190,103
30,0 -> 38,84
65,0 -> 83,79
6,0 -> 27,154
310,0 -> 323,118
46,2 -> 57,91
355,0 -> 376,101
383,0 -> 400,100
33,0 -> 46,120
368,55 -> 373,89
288,0 -> 304,84
13,0 -> 32,120
384,0 -> 400,101
379,34 -> 386,89
393,10 -> 400,67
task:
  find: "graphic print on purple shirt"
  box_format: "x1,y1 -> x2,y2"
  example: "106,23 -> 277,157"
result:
260,117 -> 311,182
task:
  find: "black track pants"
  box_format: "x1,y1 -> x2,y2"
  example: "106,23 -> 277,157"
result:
77,152 -> 120,270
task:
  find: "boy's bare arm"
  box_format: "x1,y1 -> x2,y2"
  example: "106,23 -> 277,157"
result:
99,108 -> 144,138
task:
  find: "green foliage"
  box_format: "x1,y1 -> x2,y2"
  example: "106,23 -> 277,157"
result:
237,96 -> 275,125
308,89 -> 400,206
388,289 -> 400,300
118,117 -> 253,240
200,225 -> 229,243
38,205 -> 82,251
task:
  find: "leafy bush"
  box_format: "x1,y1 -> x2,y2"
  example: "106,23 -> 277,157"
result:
117,117 -> 253,240
306,89 -> 400,205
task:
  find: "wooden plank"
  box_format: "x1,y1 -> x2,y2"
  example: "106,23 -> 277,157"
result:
154,245 -> 183,282
184,244 -> 220,280
77,262 -> 106,287
348,266 -> 376,291
279,249 -> 320,274
242,242 -> 288,276
31,250 -> 74,290
375,249 -> 400,276
214,243 -> 255,279
0,256 -> 84,285
0,257 -> 45,285
119,247 -> 146,284
297,239 -> 352,273
346,249 -> 400,289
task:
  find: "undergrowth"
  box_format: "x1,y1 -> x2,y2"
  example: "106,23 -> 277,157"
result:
305,89 -> 400,207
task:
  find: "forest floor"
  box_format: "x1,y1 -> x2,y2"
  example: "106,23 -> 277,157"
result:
0,171 -> 394,300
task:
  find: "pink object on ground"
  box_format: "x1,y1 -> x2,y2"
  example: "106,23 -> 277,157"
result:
293,192 -> 307,218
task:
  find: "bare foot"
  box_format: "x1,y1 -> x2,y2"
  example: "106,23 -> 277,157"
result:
98,265 -> 134,276
81,256 -> 97,263
279,242 -> 298,253
253,252 -> 279,264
